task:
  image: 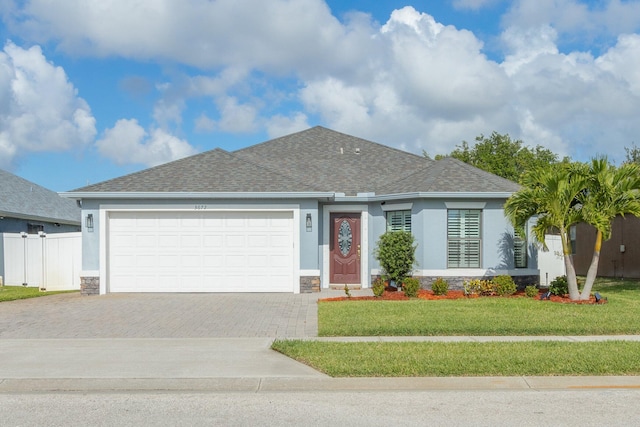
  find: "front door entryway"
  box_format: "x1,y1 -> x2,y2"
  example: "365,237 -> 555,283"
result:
330,213 -> 361,284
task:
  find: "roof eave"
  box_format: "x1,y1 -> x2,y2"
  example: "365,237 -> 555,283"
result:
335,192 -> 516,202
0,210 -> 81,226
59,191 -> 337,200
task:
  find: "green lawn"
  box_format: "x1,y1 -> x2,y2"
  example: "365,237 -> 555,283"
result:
271,340 -> 640,377
318,279 -> 640,336
0,286 -> 77,302
272,278 -> 640,377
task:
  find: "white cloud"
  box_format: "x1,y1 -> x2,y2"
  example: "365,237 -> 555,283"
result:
502,0 -> 640,39
0,41 -> 96,169
5,0 -> 348,75
216,96 -> 258,133
265,112 -> 310,139
194,113 -> 216,133
501,26 -> 640,160
2,1 -> 640,166
596,34 -> 640,96
96,118 -> 197,166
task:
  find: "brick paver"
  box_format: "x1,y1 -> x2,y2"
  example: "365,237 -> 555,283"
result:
0,292 -> 329,339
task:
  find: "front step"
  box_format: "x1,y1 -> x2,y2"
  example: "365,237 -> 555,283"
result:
329,284 -> 362,290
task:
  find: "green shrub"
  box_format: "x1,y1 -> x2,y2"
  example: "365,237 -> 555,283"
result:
372,277 -> 385,298
431,277 -> 449,296
374,231 -> 417,284
549,276 -> 568,296
344,284 -> 351,298
493,275 -> 517,296
402,277 -> 421,298
525,285 -> 539,298
463,279 -> 495,296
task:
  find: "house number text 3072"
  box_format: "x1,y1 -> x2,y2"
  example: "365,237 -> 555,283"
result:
194,205 -> 207,210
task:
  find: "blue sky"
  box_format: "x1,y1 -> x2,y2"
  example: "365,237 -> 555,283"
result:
1,0 -> 640,191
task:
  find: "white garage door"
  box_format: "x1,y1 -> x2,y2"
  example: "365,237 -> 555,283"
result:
108,210 -> 295,292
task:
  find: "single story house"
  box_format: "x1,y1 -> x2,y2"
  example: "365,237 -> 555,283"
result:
62,127 -> 538,295
0,169 -> 81,234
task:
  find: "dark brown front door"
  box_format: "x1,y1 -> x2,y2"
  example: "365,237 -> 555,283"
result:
330,213 -> 361,284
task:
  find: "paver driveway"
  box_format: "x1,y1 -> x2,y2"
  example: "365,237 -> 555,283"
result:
0,292 -> 324,339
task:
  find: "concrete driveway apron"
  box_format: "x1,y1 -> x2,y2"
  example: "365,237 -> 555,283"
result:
0,292 -> 330,383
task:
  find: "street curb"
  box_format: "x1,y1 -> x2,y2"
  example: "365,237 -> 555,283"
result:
2,376 -> 640,393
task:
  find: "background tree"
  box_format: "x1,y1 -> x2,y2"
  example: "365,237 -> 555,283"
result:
442,132 -> 564,183
624,143 -> 640,164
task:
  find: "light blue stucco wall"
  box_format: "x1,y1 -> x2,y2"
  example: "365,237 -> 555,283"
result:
367,198 -> 536,273
80,196 -> 536,283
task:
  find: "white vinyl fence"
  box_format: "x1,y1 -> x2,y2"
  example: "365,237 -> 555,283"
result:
0,232 -> 81,290
538,234 -> 566,287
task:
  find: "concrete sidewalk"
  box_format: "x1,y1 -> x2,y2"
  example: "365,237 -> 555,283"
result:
2,336 -> 640,393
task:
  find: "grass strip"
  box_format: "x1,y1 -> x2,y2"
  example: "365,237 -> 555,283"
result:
272,340 -> 640,377
0,286 -> 77,302
319,280 -> 640,336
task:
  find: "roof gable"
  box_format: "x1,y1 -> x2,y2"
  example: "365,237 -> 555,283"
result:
0,169 -> 80,224
234,126 -> 432,195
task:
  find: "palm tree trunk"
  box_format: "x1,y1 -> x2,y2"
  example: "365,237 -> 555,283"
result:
562,230 -> 580,300
581,230 -> 602,300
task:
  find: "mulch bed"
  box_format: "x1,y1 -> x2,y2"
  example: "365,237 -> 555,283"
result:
319,289 -> 606,304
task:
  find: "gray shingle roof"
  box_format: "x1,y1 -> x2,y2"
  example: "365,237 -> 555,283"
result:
234,127 -> 432,195
70,127 -> 519,197
75,148 -> 319,193
0,169 -> 81,224
378,157 -> 521,194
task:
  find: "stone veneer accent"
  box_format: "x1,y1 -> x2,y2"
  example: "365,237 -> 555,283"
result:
300,276 -> 321,293
80,276 -> 100,296
372,275 -> 540,291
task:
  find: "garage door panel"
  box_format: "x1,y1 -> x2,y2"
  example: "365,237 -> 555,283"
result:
108,210 -> 295,293
203,235 -> 223,247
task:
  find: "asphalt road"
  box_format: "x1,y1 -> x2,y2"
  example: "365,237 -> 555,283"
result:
2,389 -> 639,426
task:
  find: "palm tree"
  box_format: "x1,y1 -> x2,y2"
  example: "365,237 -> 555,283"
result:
578,158 -> 640,300
504,163 -> 586,300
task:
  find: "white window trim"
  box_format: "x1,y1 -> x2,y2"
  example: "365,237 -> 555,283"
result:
447,208 -> 482,269
445,202 -> 486,209
386,209 -> 412,232
381,202 -> 413,212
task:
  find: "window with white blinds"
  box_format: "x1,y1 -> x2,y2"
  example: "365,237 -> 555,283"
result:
514,235 -> 527,268
386,210 -> 411,232
447,209 -> 481,268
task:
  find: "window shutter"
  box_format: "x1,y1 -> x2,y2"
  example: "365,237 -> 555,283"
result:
447,209 -> 481,268
386,210 -> 411,232
514,235 -> 527,268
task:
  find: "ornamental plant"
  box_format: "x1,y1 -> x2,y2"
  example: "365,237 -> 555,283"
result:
431,277 -> 449,296
549,275 -> 568,296
493,275 -> 517,296
525,285 -> 539,298
402,277 -> 420,298
374,231 -> 417,285
372,277 -> 385,298
463,279 -> 495,296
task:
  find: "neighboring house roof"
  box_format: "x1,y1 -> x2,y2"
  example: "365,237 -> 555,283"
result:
69,126 -> 519,197
0,169 -> 81,225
